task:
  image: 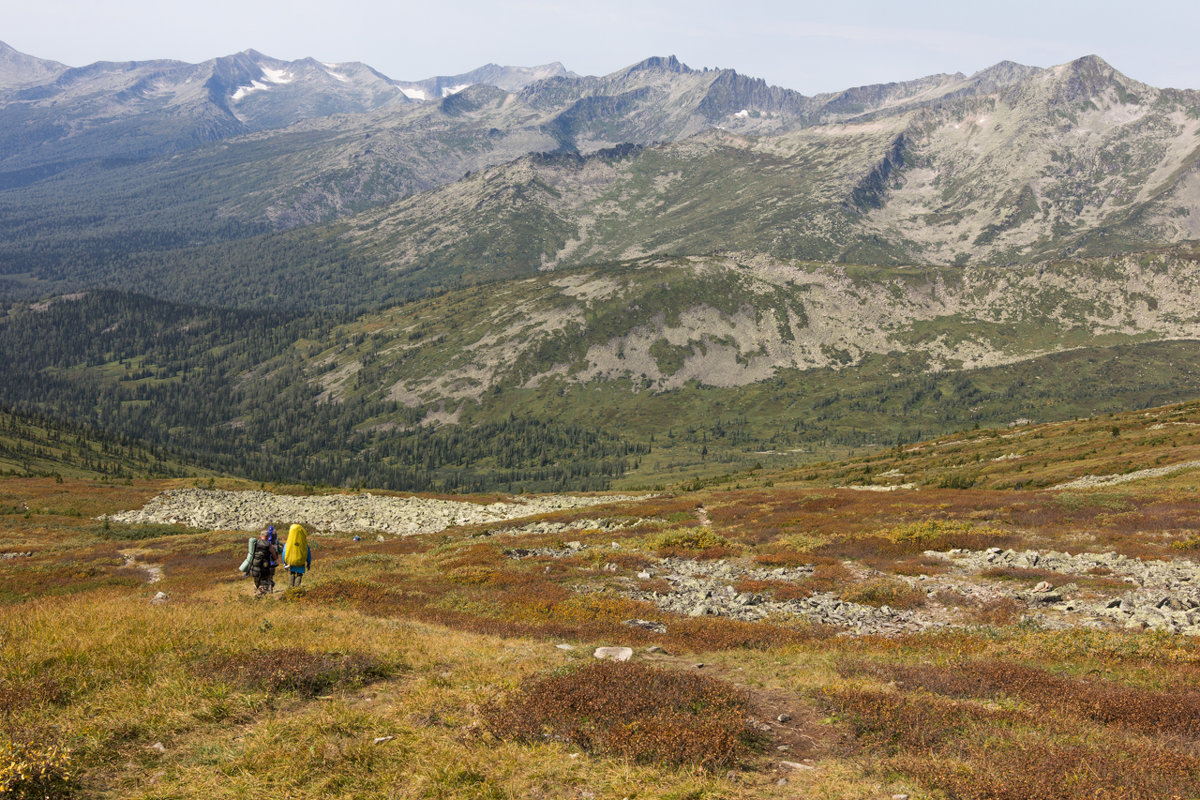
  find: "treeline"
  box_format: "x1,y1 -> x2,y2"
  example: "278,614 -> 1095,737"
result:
241,416 -> 644,494
757,343 -> 1200,450
0,405 -> 195,479
0,291 -> 646,492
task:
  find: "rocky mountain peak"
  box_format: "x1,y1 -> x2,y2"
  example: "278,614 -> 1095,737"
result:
396,61 -> 572,101
0,40 -> 68,89
1045,53 -> 1148,103
620,55 -> 691,77
438,83 -> 509,115
697,69 -> 813,120
967,59 -> 1042,90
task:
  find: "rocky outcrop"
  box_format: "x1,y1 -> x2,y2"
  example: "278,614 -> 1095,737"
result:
524,541 -> 1200,638
1052,459 -> 1200,489
628,557 -> 930,636
107,488 -> 648,536
946,546 -> 1200,635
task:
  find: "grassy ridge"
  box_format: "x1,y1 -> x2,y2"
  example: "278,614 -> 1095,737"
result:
0,407 -> 206,480
5,275 -> 1200,491
783,395 -> 1200,492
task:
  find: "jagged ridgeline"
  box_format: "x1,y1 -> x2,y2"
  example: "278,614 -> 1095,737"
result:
4,49 -> 1200,309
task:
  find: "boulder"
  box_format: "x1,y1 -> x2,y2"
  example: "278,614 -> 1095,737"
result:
622,618 -> 667,634
593,646 -> 633,662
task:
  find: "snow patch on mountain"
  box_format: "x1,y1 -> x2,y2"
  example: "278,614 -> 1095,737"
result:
231,65 -> 295,101
399,86 -> 428,100
260,66 -> 294,84
231,81 -> 269,101
441,83 -> 471,97
323,65 -> 350,82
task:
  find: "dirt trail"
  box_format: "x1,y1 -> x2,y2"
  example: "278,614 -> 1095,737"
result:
121,550 -> 164,583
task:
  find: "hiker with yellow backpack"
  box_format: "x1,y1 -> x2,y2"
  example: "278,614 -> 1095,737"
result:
283,524 -> 313,587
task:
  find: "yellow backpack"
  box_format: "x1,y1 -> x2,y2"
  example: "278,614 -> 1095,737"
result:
283,524 -> 308,567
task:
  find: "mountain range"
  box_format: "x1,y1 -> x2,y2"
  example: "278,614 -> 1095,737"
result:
2,42 -> 1200,490
4,44 -> 1200,303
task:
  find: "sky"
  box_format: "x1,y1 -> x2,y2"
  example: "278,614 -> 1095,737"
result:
5,0 -> 1200,93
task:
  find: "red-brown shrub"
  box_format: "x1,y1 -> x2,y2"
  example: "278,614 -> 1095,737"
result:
438,543 -> 504,570
753,549 -> 814,567
980,566 -> 1069,584
306,579 -> 412,615
881,555 -> 951,576
840,658 -> 1200,739
822,682 -> 1200,798
841,578 -> 926,610
483,661 -> 763,769
968,597 -> 1023,625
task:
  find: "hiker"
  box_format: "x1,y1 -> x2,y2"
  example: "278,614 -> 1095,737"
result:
263,525 -> 281,592
283,523 -> 312,588
265,525 -> 280,570
247,528 -> 278,596
239,526 -> 277,577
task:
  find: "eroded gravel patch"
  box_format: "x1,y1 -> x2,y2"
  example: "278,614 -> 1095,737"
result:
948,546 -> 1200,634
632,557 -> 928,636
121,550 -> 164,584
108,488 -> 650,536
516,541 -> 1200,637
1052,458 -> 1200,489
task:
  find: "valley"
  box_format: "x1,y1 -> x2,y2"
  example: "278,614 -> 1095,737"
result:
5,246 -> 1200,492
6,38 -> 1200,798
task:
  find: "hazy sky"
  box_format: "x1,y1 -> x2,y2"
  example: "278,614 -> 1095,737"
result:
5,0 -> 1199,93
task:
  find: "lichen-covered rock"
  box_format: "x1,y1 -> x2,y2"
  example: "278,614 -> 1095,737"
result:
109,488 -> 648,536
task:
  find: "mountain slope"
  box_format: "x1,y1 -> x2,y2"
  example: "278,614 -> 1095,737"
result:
5,244 -> 1200,490
337,60 -> 1200,288
8,49 -> 1200,306
0,406 -> 202,479
395,61 -> 572,100
861,56 -> 1200,263
792,394 -> 1200,492
303,245 -> 1200,410
0,40 -> 67,89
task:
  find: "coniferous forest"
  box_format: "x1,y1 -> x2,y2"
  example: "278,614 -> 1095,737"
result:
0,292 -> 646,491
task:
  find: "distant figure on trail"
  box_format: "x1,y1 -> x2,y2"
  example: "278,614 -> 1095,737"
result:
247,528 -> 278,596
283,523 -> 312,588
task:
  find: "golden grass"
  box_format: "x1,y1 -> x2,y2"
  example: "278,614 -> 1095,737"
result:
8,422 -> 1200,799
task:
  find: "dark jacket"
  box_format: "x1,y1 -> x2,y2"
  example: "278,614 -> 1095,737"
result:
248,539 -> 277,578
